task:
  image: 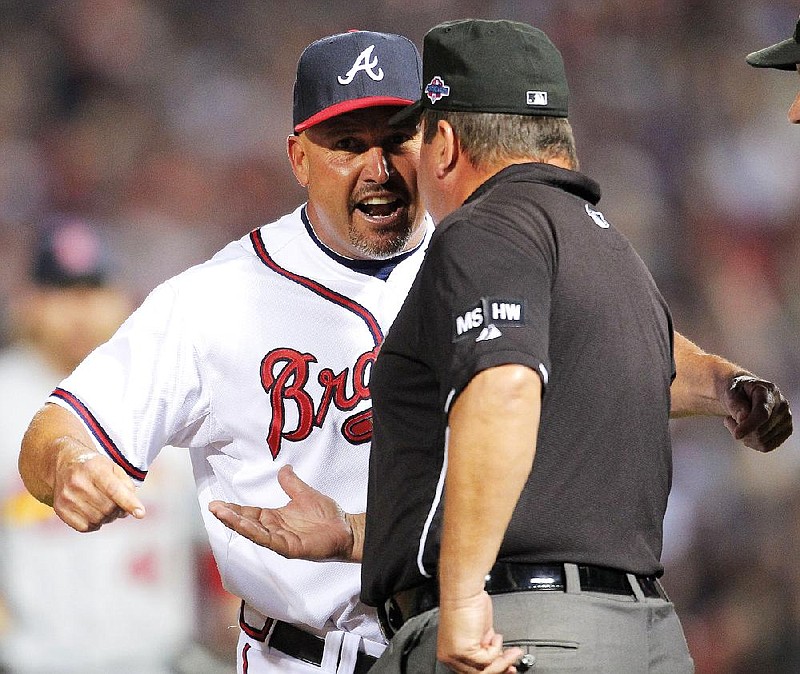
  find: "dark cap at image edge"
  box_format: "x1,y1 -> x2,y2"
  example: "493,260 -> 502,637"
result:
746,16 -> 800,70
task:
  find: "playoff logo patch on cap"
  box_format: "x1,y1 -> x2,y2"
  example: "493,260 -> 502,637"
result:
425,76 -> 450,103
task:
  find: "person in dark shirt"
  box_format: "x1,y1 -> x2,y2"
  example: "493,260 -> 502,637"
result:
364,19 -> 686,673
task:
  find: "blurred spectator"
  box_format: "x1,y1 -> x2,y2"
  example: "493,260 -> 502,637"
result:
0,217 -> 234,673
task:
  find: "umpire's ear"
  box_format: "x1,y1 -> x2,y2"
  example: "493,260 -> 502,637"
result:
287,134 -> 309,188
425,118 -> 459,179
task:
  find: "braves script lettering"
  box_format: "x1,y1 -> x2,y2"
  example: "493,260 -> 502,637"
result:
260,346 -> 379,458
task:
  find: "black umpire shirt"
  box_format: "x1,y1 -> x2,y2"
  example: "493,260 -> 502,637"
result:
361,162 -> 675,607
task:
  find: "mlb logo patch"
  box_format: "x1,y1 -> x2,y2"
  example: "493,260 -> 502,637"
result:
526,91 -> 548,106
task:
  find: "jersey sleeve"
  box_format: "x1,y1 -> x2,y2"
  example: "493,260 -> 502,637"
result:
423,210 -> 555,407
50,280 -> 209,480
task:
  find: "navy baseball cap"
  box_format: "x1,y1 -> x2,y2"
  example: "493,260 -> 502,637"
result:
391,19 -> 569,126
292,30 -> 422,133
32,216 -> 113,287
746,16 -> 800,70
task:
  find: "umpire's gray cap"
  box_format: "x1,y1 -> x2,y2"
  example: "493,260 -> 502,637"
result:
746,16 -> 800,70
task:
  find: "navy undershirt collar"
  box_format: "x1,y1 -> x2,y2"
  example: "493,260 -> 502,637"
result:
301,206 -> 421,280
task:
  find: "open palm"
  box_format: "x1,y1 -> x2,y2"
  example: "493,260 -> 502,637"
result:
208,465 -> 355,561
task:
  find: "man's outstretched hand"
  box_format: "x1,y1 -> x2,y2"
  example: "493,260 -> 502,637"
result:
208,465 -> 364,562
722,375 -> 793,452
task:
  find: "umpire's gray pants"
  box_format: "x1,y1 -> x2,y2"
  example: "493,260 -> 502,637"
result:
370,565 -> 694,673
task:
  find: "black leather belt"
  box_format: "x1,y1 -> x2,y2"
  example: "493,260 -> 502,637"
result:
379,561 -> 667,638
268,621 -> 378,674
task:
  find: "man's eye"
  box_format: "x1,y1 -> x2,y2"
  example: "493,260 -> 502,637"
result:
334,138 -> 364,152
388,133 -> 413,147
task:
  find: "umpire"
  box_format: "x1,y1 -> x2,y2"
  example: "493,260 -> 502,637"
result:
746,14 -> 800,123
362,19 -> 695,673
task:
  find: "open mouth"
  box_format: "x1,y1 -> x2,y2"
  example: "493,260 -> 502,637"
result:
355,195 -> 406,219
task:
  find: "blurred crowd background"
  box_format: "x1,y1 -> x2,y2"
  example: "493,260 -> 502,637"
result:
0,1 -> 799,672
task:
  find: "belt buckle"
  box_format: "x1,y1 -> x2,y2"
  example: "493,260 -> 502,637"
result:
638,576 -> 669,601
486,562 -> 566,594
378,583 -> 438,639
377,597 -> 404,640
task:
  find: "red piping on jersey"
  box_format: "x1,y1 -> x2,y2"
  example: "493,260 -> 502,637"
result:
241,642 -> 250,673
51,387 -> 147,482
239,600 -> 275,642
249,228 -> 384,346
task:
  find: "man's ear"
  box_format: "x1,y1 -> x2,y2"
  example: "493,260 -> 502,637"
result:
434,120 -> 459,179
287,134 -> 309,187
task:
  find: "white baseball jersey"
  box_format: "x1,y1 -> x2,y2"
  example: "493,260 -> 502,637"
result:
50,205 -> 431,645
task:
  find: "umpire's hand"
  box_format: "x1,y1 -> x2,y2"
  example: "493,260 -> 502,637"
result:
723,375 -> 793,452
437,591 -> 523,674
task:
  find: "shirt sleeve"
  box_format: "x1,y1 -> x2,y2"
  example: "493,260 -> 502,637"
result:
423,211 -> 555,407
49,280 -> 209,480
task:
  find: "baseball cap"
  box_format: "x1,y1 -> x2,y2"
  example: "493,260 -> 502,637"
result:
746,16 -> 800,70
390,19 -> 569,126
31,216 -> 113,287
292,30 -> 422,133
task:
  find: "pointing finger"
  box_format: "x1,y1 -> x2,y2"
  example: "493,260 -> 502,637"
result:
102,464 -> 146,518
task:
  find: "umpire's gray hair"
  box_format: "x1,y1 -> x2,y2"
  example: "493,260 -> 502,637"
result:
420,109 -> 579,171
